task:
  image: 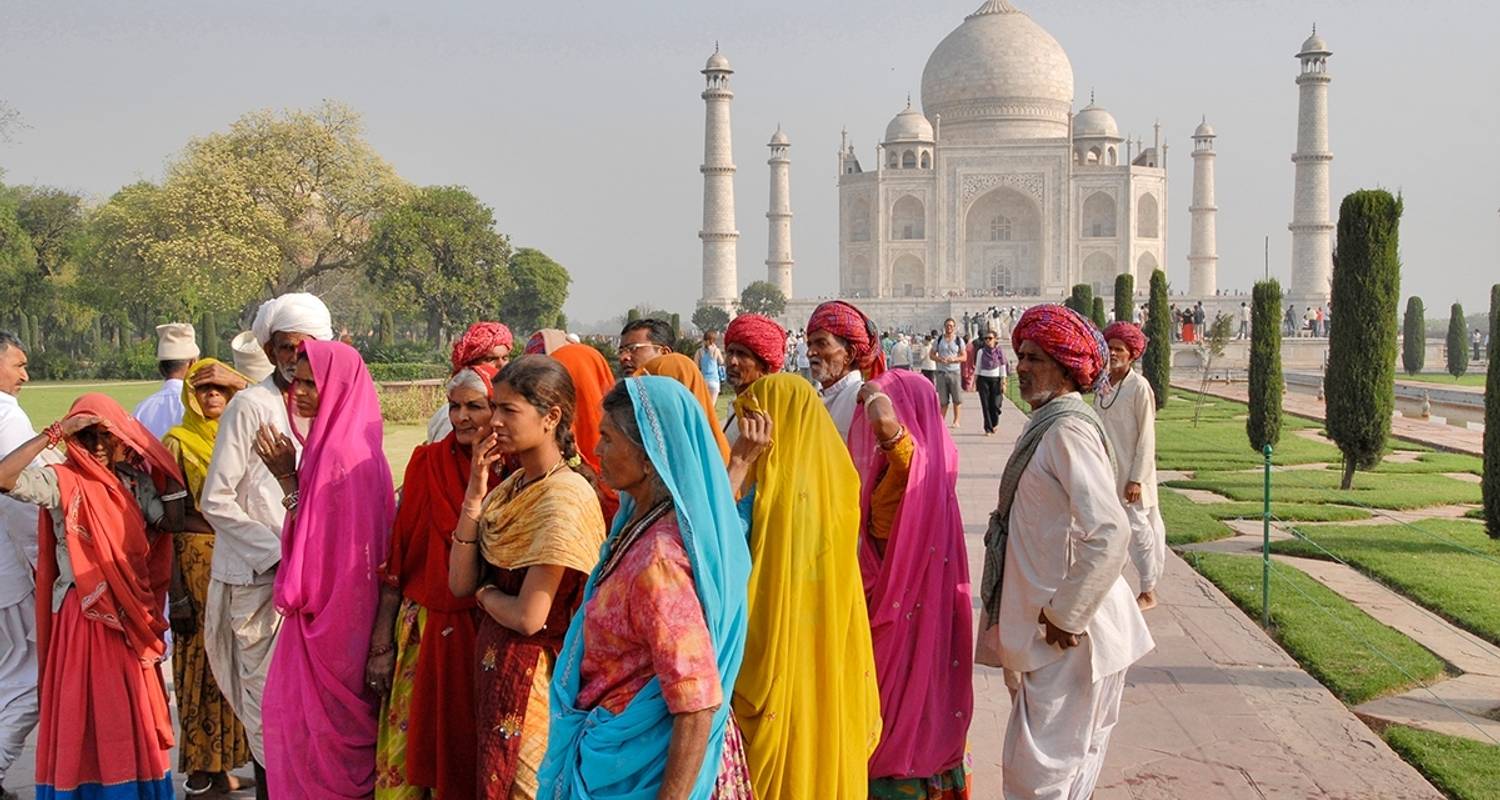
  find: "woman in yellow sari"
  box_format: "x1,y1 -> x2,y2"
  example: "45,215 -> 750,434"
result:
725,373 -> 881,799
161,358 -> 253,796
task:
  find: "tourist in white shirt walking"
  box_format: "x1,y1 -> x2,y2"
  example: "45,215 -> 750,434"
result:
133,322 -> 201,439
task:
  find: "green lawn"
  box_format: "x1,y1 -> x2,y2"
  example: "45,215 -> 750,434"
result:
1198,500 -> 1370,523
1371,452 -> 1485,475
1160,489 -> 1236,546
1183,552 -> 1447,705
1466,507 -> 1487,520
1168,468 -> 1481,510
17,380 -> 160,424
1155,393 -> 1343,471
1270,520 -> 1500,646
1382,725 -> 1500,800
1395,373 -> 1488,388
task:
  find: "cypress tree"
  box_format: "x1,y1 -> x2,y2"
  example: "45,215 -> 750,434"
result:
378,309 -> 395,347
1141,269 -> 1172,409
1326,190 -> 1402,489
1247,279 -> 1284,452
1446,303 -> 1468,378
1066,284 -> 1093,317
1090,296 -> 1108,329
1484,284 -> 1498,539
1114,273 -> 1135,326
1402,296 -> 1425,375
201,312 -> 220,360
627,308 -> 641,324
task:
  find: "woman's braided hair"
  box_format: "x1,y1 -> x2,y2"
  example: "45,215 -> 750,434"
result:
493,355 -> 597,485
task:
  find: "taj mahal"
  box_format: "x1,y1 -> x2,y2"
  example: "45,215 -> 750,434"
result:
696,0 -> 1337,330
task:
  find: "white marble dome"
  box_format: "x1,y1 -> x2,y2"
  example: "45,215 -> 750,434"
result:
920,0 -> 1075,142
885,103 -> 935,143
769,126 -> 790,145
1194,118 -> 1216,138
705,50 -> 732,72
1073,103 -> 1119,139
1300,31 -> 1329,54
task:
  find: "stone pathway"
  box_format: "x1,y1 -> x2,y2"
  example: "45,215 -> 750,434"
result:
958,397 -> 1442,798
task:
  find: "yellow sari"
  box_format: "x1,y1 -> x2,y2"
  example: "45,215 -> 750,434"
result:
732,374 -> 882,799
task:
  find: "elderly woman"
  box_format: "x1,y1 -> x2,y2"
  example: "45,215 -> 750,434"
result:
427,321 -> 514,442
255,341 -> 396,798
0,394 -> 190,799
448,356 -> 606,799
370,364 -> 502,799
539,377 -> 753,799
163,359 -> 254,796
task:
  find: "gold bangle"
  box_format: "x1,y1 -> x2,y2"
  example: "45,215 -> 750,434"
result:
451,531 -> 478,545
878,426 -> 907,451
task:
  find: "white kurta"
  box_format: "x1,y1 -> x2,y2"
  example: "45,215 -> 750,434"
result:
0,391 -> 43,783
425,402 -> 452,443
999,406 -> 1153,799
198,377 -> 299,763
817,371 -> 864,440
132,378 -> 186,440
1096,370 -> 1166,592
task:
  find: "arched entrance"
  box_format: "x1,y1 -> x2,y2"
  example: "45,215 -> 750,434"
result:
964,187 -> 1041,295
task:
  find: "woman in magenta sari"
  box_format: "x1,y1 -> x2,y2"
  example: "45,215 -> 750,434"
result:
849,370 -> 974,799
255,340 -> 396,798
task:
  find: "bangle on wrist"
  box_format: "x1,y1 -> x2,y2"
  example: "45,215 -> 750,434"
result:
368,641 -> 394,657
451,530 -> 478,545
44,422 -> 64,449
878,425 -> 907,451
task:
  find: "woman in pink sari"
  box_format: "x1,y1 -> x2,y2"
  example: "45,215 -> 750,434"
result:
849,370 -> 974,799
255,340 -> 396,798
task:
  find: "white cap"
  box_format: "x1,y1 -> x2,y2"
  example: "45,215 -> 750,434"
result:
156,323 -> 200,361
231,330 -> 275,383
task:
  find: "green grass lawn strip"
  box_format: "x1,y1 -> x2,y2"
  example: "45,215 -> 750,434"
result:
1466,508 -> 1485,520
1199,501 -> 1370,522
1269,520 -> 1500,646
17,380 -> 159,425
1160,490 -> 1236,546
1381,725 -> 1500,800
1370,452 -> 1485,475
1183,552 -> 1446,705
1394,373 -> 1488,388
1168,469 -> 1481,509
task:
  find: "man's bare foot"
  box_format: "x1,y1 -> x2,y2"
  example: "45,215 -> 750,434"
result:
1137,591 -> 1158,611
214,771 -> 258,793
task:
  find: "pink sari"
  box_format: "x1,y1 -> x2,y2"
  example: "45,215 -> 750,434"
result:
849,370 -> 974,781
264,340 -> 395,798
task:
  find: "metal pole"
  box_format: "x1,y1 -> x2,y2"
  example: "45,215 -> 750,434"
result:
1262,443 -> 1273,628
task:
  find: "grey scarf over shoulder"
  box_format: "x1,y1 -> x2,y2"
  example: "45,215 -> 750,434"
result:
979,393 -> 1114,628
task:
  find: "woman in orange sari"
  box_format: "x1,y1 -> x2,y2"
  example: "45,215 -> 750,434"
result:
551,343 -> 620,520
637,353 -> 731,464
0,394 -> 190,799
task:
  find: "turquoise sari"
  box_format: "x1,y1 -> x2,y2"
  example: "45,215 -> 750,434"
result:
538,377 -> 751,799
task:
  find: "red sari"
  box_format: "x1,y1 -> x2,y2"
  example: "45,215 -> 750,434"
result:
33,394 -> 182,799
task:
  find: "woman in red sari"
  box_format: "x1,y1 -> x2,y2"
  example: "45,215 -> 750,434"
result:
0,394 -> 190,799
369,364 -> 501,799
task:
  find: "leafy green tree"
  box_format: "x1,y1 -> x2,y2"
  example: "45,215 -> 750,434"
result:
1090,296 -> 1108,329
1326,190 -> 1402,489
692,305 -> 730,335
1141,270 -> 1171,409
1446,303 -> 1468,379
365,186 -> 515,344
500,248 -> 571,336
1065,284 -> 1093,317
1402,296 -> 1425,375
1247,279 -> 1284,452
739,281 -> 787,318
1484,285 -> 1499,539
1113,273 -> 1135,326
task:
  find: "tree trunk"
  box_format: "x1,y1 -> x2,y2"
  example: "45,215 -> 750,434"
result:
426,310 -> 443,349
1340,458 -> 1356,490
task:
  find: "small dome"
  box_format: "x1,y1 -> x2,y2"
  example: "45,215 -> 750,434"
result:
1073,103 -> 1119,139
885,103 -> 935,143
1300,30 -> 1329,54
769,126 -> 790,146
705,49 -> 732,72
1194,118 -> 1216,138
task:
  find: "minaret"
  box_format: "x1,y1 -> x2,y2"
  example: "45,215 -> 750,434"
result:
765,126 -> 794,298
698,46 -> 739,311
1188,118 -> 1219,297
1289,26 -> 1333,302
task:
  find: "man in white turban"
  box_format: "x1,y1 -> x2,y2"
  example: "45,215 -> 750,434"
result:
200,293 -> 333,799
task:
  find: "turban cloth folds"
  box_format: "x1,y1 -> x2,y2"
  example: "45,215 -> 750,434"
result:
251,293 -> 334,345
806,301 -> 886,379
724,314 -> 788,372
1012,304 -> 1109,393
1102,321 -> 1147,361
451,322 -> 514,372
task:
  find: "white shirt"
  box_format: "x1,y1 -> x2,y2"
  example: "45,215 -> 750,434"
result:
1000,406 -> 1154,681
890,341 -> 912,367
1095,371 -> 1159,509
426,403 -> 452,444
794,341 -> 810,370
817,371 -> 864,441
133,378 -> 186,439
0,392 -> 45,606
200,377 -> 300,586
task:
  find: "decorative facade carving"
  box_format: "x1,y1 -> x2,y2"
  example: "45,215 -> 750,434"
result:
961,172 -> 1045,205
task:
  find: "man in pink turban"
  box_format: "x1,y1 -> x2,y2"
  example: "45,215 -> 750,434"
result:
980,303 -> 1152,800
1097,321 -> 1165,610
428,322 -> 515,442
805,300 -> 886,439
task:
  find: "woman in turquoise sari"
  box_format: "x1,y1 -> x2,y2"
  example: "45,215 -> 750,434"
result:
538,377 -> 753,799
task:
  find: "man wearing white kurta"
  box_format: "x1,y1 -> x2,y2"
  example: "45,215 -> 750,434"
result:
806,300 -> 889,441
199,294 -> 331,794
1097,322 -> 1167,610
133,322 -> 200,438
981,305 -> 1153,800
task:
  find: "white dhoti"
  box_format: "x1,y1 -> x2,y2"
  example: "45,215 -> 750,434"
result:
0,594 -> 38,785
1124,502 -> 1167,593
1003,641 -> 1127,800
204,579 -> 281,765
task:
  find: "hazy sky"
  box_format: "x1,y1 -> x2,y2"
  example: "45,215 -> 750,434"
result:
2,0 -> 1496,326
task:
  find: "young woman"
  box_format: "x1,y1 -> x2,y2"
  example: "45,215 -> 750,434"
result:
371,364 -> 501,799
255,340 -> 395,799
448,356 -> 606,799
538,377 -> 753,799
0,394 -> 190,799
162,358 -> 254,796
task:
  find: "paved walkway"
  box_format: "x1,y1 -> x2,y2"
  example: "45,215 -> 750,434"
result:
1178,380 -> 1484,456
958,396 -> 1442,798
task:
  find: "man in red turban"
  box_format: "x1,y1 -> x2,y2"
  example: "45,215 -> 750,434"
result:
1010,305 -> 1108,396
1097,320 -> 1164,611
429,322 -> 514,441
720,314 -> 787,445
805,300 -> 886,439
